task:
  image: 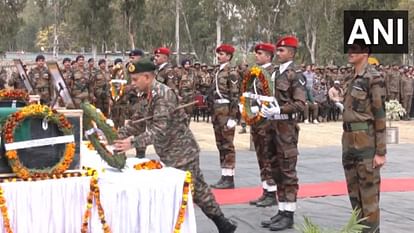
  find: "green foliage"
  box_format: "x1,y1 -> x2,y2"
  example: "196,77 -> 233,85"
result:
296,209 -> 369,233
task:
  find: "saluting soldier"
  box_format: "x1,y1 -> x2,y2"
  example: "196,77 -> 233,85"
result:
114,59 -> 237,233
209,44 -> 240,189
247,43 -> 278,207
153,47 -> 179,94
29,54 -> 54,105
342,43 -> 386,233
260,36 -> 306,231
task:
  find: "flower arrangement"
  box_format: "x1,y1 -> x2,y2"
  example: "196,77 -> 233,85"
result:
0,89 -> 29,103
81,103 -> 126,170
0,186 -> 12,233
81,169 -> 111,233
133,160 -> 163,170
240,66 -> 274,125
385,100 -> 406,127
2,104 -> 75,179
173,171 -> 192,233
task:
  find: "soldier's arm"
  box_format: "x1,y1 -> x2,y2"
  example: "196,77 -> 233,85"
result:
131,88 -> 176,148
280,71 -> 306,114
370,75 -> 387,156
88,74 -> 96,101
228,70 -> 240,118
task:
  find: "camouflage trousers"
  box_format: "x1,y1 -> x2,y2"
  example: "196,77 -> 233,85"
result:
95,98 -> 110,118
251,121 -> 275,186
342,126 -> 380,233
111,103 -> 128,129
264,120 -> 299,202
177,156 -> 223,219
388,92 -> 400,102
402,95 -> 412,119
212,103 -> 236,169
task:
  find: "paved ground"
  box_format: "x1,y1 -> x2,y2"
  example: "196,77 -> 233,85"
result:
143,120 -> 414,233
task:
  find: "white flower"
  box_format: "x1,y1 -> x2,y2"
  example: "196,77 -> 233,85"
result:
96,108 -> 102,113
106,119 -> 115,127
385,100 -> 406,121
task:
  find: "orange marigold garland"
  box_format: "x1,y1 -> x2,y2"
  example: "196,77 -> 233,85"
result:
0,89 -> 29,103
173,171 -> 192,233
0,186 -> 13,233
133,160 -> 163,170
240,66 -> 274,125
81,169 -> 111,233
2,104 -> 75,179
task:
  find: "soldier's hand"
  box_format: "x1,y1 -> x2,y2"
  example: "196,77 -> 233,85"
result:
373,154 -> 386,168
114,136 -> 134,152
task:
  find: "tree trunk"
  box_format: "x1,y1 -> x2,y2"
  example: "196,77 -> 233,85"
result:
128,17 -> 135,50
215,0 -> 222,64
182,8 -> 198,60
175,0 -> 180,65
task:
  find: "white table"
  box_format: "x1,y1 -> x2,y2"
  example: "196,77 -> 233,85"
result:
0,146 -> 197,233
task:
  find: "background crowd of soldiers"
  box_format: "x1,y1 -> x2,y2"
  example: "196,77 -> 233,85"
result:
1,54 -> 413,132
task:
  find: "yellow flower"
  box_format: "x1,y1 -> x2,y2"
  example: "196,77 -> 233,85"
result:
250,66 -> 261,77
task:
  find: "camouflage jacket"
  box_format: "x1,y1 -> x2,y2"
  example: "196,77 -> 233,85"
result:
343,63 -> 387,156
273,62 -> 306,114
61,67 -> 73,88
209,63 -> 240,118
94,69 -> 110,98
400,75 -> 414,96
8,72 -> 26,90
179,68 -> 196,103
71,67 -> 94,100
131,80 -> 199,168
385,70 -> 401,93
155,63 -> 179,94
29,66 -> 53,103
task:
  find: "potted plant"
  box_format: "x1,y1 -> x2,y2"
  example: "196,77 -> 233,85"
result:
385,100 -> 406,144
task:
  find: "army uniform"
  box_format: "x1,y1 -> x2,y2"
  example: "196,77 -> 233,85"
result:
61,67 -> 73,88
198,67 -> 212,96
261,36 -> 306,231
93,68 -> 111,117
0,69 -> 7,90
209,44 -> 240,189
154,47 -> 179,94
341,62 -> 386,233
385,68 -> 401,101
29,66 -> 54,105
179,67 -> 197,123
8,71 -> 26,90
248,43 -> 278,207
125,59 -> 237,233
71,67 -> 94,108
110,66 -> 129,129
400,73 -> 414,120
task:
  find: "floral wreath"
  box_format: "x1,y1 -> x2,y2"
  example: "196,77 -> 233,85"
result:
2,104 -> 75,179
0,89 -> 29,103
240,66 -> 274,125
81,102 -> 126,170
110,64 -> 126,102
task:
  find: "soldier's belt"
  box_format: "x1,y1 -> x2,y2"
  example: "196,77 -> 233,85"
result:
242,92 -> 275,102
269,114 -> 295,121
343,122 -> 370,132
214,99 -> 230,104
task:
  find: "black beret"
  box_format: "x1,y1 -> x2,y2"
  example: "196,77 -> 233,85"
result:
127,58 -> 156,74
129,49 -> 144,57
114,58 -> 123,65
35,54 -> 45,61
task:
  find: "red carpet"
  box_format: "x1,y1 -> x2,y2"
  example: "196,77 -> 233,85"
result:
212,178 -> 414,205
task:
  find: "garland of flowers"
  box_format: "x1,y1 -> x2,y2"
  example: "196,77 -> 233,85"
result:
110,82 -> 126,102
240,66 -> 273,125
0,89 -> 29,103
81,103 -> 126,170
133,160 -> 163,170
81,169 -> 111,233
2,104 -> 75,179
173,171 -> 192,233
0,186 -> 13,233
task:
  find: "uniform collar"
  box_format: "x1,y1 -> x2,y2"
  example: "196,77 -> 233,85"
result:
352,61 -> 369,77
219,62 -> 229,71
158,62 -> 168,71
279,61 -> 293,74
261,63 -> 272,69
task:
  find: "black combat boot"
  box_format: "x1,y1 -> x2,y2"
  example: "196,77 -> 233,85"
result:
249,189 -> 267,205
211,176 -> 234,189
210,176 -> 224,188
212,215 -> 237,233
261,210 -> 285,228
269,211 -> 294,231
256,191 -> 277,207
135,148 -> 146,159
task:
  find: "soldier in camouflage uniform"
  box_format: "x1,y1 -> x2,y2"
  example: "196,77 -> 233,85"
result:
341,43 -> 387,233
70,55 -> 95,108
61,57 -> 73,87
260,36 -> 306,231
179,59 -> 196,124
0,68 -> 7,90
247,43 -> 278,207
88,58 -> 99,77
120,49 -> 147,158
29,55 -> 54,105
114,59 -> 237,233
110,58 -> 129,129
153,47 -> 179,94
385,64 -> 401,101
93,59 -> 110,117
8,65 -> 28,90
400,69 -> 413,120
209,44 -> 240,189
197,64 -> 212,95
